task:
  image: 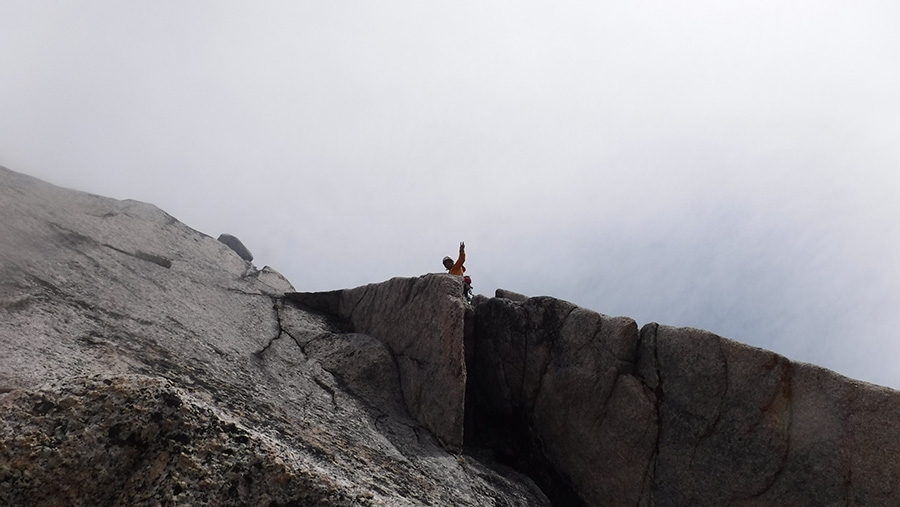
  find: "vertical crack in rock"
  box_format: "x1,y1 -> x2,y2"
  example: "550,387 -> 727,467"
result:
470,296 -> 617,507
741,357 -> 794,503
639,322 -> 662,507
519,324 -> 529,405
634,322 -> 664,507
696,335 -> 729,444
345,283 -> 375,324
253,296 -> 286,359
531,302 -> 577,407
636,387 -> 659,507
842,389 -> 855,506
783,365 -> 795,501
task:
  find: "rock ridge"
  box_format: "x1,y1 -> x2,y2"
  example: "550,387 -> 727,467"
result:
468,295 -> 656,506
0,166 -> 550,506
4,165 -> 900,506
465,294 -> 900,507
286,274 -> 470,448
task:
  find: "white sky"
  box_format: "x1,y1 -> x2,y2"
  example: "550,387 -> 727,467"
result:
2,1 -> 899,387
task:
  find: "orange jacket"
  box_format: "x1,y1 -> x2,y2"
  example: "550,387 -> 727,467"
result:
449,247 -> 466,276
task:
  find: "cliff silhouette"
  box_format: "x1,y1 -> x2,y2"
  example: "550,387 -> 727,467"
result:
2,166 -> 899,506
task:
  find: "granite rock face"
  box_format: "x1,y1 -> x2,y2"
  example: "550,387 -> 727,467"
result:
1,375 -> 360,506
0,167 -> 548,506
468,296 -> 657,506
643,324 -> 900,507
468,295 -> 900,507
287,274 -> 470,447
4,165 -> 900,507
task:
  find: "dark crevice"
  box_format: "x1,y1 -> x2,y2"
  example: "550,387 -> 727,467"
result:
465,297 -> 586,507
527,301 -> 575,414
224,287 -> 267,297
253,297 -> 286,359
639,322 -> 662,507
707,335 -> 729,437
103,243 -> 172,269
264,297 -> 351,412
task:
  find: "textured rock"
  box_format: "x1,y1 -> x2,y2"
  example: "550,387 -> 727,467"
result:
642,323 -> 900,507
0,166 -> 548,506
255,265 -> 295,293
469,296 -> 657,507
0,375 -> 359,506
495,288 -> 529,302
471,298 -> 900,507
6,165 -> 900,507
288,274 -> 470,447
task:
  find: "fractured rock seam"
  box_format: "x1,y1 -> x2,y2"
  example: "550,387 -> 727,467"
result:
51,221 -> 173,269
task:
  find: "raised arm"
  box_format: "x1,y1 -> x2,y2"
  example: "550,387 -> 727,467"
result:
450,241 -> 466,274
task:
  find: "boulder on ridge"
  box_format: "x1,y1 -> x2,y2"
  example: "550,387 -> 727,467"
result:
217,233 -> 254,262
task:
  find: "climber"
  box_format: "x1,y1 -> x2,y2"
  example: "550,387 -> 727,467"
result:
463,275 -> 473,302
442,241 -> 466,275
443,242 -> 472,302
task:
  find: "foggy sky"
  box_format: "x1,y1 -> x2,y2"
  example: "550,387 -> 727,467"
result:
2,2 -> 899,387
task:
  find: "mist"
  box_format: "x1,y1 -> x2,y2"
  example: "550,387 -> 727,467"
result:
1,1 -> 898,387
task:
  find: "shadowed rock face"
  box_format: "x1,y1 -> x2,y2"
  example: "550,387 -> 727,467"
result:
4,165 -> 900,507
468,296 -> 657,507
643,324 -> 900,507
468,298 -> 900,507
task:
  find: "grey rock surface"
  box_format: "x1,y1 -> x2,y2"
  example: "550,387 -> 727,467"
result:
217,233 -> 254,262
0,167 -> 548,506
4,165 -> 900,507
341,275 -> 470,448
286,274 -> 472,447
287,274 -> 470,448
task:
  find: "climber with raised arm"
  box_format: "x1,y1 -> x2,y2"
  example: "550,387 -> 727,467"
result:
443,241 -> 466,275
443,242 -> 472,302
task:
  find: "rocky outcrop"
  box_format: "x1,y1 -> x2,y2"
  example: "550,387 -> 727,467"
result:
4,165 -> 900,507
0,166 -> 548,506
469,297 -> 900,506
468,296 -> 657,506
287,275 -> 470,447
643,324 -> 900,506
